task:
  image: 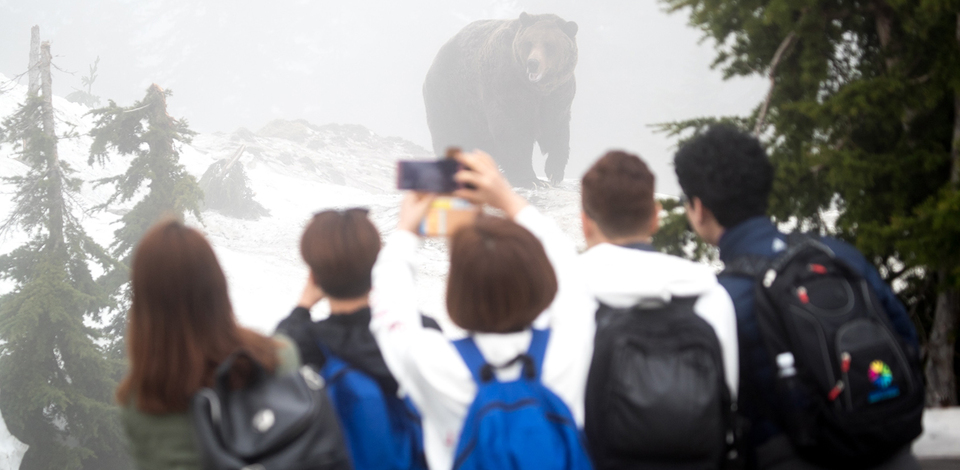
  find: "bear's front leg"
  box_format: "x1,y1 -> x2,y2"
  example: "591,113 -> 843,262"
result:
493,134 -> 538,188
538,81 -> 575,185
541,124 -> 570,185
484,101 -> 540,188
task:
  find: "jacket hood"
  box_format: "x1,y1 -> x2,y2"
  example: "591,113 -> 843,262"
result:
576,243 -> 719,308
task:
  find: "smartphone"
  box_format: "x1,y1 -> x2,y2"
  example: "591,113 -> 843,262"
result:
397,159 -> 461,193
419,197 -> 478,237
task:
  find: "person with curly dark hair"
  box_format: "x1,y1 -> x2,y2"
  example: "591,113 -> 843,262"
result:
674,125 -> 920,470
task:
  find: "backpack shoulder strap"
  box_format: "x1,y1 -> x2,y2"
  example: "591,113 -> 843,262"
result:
720,254 -> 769,279
666,296 -> 699,313
315,342 -> 350,382
526,328 -> 550,382
452,336 -> 490,384
766,232 -> 837,274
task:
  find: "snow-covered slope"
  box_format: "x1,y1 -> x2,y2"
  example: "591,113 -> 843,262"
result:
0,73 -> 588,329
0,73 -> 592,467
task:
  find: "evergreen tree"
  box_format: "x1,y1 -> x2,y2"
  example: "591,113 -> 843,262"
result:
659,0 -> 960,405
0,41 -> 128,470
87,84 -> 203,355
66,57 -> 102,109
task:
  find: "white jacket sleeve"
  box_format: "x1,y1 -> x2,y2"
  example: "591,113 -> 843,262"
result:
368,230 -> 476,420
514,206 -> 597,425
693,283 -> 740,398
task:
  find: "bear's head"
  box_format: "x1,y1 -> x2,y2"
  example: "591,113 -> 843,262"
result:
514,12 -> 578,93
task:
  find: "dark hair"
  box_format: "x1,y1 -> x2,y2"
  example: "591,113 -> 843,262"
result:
581,150 -> 656,238
117,219 -> 278,414
674,125 -> 773,228
301,208 -> 381,299
446,215 -> 558,333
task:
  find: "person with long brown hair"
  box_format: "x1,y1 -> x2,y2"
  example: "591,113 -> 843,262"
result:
369,150 -> 596,469
117,218 -> 300,470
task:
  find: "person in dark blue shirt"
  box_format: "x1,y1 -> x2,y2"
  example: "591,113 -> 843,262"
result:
673,125 -> 920,470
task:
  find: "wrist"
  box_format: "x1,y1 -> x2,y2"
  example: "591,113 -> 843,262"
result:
501,193 -> 529,219
397,224 -> 421,236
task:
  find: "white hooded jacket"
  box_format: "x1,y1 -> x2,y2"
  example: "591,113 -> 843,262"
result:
369,206 -> 596,470
576,243 -> 739,397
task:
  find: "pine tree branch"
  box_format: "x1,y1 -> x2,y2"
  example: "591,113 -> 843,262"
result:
122,103 -> 153,114
755,31 -> 797,136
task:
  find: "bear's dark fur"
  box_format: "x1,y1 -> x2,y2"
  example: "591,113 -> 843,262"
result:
423,12 -> 578,186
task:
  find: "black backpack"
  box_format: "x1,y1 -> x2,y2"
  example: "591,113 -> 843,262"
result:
191,351 -> 354,470
722,234 -> 924,468
585,297 -> 735,470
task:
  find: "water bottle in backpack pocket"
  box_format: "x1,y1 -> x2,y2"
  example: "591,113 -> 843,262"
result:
585,298 -> 734,470
451,328 -> 594,470
724,234 -> 924,468
318,346 -> 427,470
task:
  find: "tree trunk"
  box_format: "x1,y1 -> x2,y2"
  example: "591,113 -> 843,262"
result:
28,26 -> 40,96
927,276 -> 958,407
39,42 -> 64,250
953,13 -> 960,188
924,12 -> 960,408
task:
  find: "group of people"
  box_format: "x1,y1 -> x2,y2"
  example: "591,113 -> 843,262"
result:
117,125 -> 924,470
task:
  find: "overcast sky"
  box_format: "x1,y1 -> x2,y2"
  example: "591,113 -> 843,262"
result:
0,0 -> 766,194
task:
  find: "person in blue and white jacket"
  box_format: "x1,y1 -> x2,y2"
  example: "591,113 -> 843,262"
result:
369,150 -> 596,470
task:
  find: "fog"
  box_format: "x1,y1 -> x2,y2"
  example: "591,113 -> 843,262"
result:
1,0 -> 765,194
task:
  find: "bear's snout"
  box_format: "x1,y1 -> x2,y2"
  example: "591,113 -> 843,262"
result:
526,58 -> 540,74
526,58 -> 544,82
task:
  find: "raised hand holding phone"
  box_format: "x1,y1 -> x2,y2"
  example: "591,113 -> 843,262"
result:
398,192 -> 437,234
453,150 -> 529,218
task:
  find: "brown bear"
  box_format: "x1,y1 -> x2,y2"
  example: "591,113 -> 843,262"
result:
423,12 -> 578,187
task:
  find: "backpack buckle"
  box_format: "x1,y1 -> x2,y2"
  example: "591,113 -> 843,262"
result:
763,269 -> 777,287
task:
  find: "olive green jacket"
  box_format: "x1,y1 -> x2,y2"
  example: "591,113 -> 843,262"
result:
121,335 -> 301,470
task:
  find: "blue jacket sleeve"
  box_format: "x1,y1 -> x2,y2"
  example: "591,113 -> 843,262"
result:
823,238 -> 919,348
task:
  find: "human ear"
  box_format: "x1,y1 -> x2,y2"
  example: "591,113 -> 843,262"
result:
649,201 -> 662,236
581,211 -> 602,248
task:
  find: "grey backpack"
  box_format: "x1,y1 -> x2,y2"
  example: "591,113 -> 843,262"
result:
191,351 -> 353,470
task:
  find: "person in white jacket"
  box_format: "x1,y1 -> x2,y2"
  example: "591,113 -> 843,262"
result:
369,150 -> 596,470
577,151 -> 740,468
576,150 -> 739,395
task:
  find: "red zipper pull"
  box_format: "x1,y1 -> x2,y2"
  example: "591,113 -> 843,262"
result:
841,352 -> 851,373
809,264 -> 827,274
797,286 -> 809,304
828,381 -> 845,401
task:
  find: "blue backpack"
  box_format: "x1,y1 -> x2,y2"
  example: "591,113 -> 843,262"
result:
319,348 -> 427,470
451,328 -> 594,470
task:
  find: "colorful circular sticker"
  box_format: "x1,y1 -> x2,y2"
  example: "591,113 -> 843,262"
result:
869,360 -> 893,389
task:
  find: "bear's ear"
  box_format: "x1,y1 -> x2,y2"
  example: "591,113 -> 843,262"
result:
562,21 -> 578,38
520,12 -> 535,27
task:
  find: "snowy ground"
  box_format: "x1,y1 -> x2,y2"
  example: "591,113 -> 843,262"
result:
0,74 -> 958,468
0,73 -> 593,467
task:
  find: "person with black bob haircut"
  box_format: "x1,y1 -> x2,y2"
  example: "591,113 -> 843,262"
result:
674,125 -> 922,470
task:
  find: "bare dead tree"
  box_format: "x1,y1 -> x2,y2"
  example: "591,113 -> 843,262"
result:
754,31 -> 797,136
28,26 -> 40,96
40,41 -> 64,248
